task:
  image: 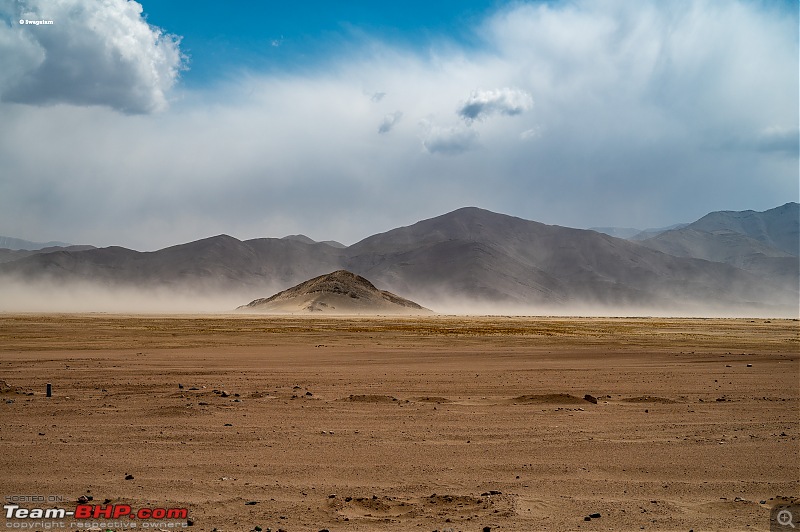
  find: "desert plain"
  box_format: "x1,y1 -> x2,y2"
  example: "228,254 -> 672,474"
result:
0,314 -> 798,532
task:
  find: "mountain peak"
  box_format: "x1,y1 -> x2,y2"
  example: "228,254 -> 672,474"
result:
239,270 -> 430,314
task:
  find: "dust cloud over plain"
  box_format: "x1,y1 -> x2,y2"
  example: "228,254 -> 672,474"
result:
1,277 -> 798,317
0,277 -> 255,313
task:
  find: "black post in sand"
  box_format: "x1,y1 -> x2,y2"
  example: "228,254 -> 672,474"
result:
46,383 -> 52,398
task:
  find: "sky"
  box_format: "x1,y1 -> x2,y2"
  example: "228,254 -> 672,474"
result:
0,0 -> 797,251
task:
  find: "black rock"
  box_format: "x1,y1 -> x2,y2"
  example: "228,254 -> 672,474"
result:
244,501 -> 258,505
590,512 -> 601,518
125,474 -> 134,480
584,394 -> 598,404
584,516 -> 592,521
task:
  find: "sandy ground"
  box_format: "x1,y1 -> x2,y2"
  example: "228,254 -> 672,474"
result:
0,314 -> 798,532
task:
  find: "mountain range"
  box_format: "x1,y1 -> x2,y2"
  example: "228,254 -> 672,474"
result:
1,203 -> 797,315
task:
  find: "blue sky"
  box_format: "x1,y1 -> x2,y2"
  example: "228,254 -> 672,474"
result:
0,0 -> 797,250
140,0 -> 502,85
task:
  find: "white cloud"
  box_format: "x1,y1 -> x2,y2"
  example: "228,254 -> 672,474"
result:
458,88 -> 533,122
0,0 -> 184,114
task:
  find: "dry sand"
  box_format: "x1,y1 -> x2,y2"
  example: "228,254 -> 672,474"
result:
0,314 -> 798,531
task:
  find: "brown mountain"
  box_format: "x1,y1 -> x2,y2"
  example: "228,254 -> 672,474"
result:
636,203 -> 799,295
1,206 -> 796,314
238,270 -> 430,314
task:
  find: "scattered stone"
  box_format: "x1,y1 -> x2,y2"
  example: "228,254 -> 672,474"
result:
125,474 -> 134,480
103,499 -> 111,505
186,519 -> 194,526
590,512 -> 601,518
198,402 -> 209,406
483,527 -> 492,532
224,423 -> 233,427
77,495 -> 90,504
305,391 -> 313,396
189,387 -> 200,390
345,496 -> 352,502
746,364 -> 753,367
584,394 -> 598,404
734,497 -> 745,502
178,384 -> 184,389
252,527 -> 262,532
760,500 -> 767,504
244,501 -> 258,505
584,516 -> 592,521
221,391 -> 230,398
328,494 -> 336,498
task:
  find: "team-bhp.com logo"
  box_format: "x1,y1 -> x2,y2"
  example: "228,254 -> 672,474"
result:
4,502 -> 189,529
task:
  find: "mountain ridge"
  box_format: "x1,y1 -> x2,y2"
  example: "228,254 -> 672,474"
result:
1,204 -> 796,314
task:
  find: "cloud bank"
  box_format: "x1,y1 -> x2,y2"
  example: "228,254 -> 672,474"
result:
0,0 -> 796,250
0,0 -> 184,114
